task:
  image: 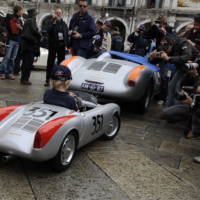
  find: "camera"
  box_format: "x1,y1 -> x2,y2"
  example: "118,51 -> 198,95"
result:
71,25 -> 79,36
156,52 -> 162,57
184,63 -> 199,70
176,86 -> 194,101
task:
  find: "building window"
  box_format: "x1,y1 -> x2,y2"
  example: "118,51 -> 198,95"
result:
109,0 -> 126,7
75,0 -> 92,5
147,0 -> 163,8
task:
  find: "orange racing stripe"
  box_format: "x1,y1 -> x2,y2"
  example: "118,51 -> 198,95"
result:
60,56 -> 78,67
128,65 -> 146,81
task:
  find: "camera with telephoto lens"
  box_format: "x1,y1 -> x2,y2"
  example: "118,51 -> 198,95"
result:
184,63 -> 199,70
176,86 -> 194,101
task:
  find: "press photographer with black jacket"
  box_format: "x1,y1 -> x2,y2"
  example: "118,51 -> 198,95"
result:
161,65 -> 200,139
150,35 -> 196,107
45,8 -> 69,87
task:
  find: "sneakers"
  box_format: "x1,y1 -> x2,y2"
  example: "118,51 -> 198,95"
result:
20,80 -> 32,85
194,156 -> 200,164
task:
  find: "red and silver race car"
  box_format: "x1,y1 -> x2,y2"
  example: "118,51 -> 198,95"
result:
0,93 -> 120,172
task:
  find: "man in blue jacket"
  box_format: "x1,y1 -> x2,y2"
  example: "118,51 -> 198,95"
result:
69,0 -> 96,58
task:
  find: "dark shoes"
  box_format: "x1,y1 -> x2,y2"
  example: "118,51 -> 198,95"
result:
20,80 -> 32,85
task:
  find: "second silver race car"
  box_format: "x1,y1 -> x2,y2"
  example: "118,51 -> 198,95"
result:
0,93 -> 120,172
61,51 -> 161,113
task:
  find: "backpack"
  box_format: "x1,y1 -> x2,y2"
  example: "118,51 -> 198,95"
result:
5,13 -> 13,34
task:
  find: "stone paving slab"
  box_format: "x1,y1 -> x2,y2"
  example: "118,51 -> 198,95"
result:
88,150 -> 200,200
159,141 -> 200,157
0,159 -> 34,200
22,152 -> 130,200
166,158 -> 200,192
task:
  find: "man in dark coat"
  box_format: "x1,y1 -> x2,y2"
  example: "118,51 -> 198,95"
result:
111,26 -> 124,52
183,14 -> 200,51
69,0 -> 96,58
20,8 -> 41,85
45,8 -> 69,87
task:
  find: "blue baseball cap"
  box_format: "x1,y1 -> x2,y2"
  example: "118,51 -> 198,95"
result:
51,65 -> 72,81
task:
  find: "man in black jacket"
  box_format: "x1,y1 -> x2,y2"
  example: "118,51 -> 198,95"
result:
111,26 -> 124,52
69,0 -> 96,58
45,8 -> 69,87
183,14 -> 200,51
150,36 -> 195,106
20,8 -> 41,85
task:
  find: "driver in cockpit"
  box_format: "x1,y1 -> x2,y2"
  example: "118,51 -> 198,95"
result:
43,65 -> 78,112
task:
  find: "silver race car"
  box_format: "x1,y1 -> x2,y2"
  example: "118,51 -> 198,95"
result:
61,51 -> 161,113
0,93 -> 120,172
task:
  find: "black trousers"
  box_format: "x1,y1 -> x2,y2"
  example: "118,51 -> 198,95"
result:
21,50 -> 34,81
46,45 -> 65,81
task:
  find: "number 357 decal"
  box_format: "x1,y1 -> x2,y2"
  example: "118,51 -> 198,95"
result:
91,115 -> 103,135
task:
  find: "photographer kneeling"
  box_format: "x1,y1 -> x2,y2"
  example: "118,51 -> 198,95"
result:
149,35 -> 195,106
161,64 -> 200,139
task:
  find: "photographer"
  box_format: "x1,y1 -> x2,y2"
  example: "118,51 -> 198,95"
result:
45,8 -> 69,87
128,25 -> 150,57
69,0 -> 96,58
150,35 -> 195,107
161,66 -> 200,139
144,16 -> 175,48
183,14 -> 200,51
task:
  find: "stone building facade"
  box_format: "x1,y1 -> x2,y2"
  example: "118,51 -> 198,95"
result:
0,0 -> 200,38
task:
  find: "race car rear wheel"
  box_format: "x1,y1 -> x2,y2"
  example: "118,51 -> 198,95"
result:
102,113 -> 120,140
137,83 -> 153,114
51,132 -> 77,172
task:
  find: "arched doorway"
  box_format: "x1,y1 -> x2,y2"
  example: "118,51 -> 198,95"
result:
107,17 -> 128,40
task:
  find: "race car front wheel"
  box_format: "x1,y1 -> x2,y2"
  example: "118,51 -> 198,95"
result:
102,113 -> 120,140
51,132 -> 77,172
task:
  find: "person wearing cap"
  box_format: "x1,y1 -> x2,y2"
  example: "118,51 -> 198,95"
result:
43,65 -> 78,111
183,14 -> 200,51
20,8 -> 41,85
128,25 -> 151,56
69,0 -> 96,58
111,26 -> 124,52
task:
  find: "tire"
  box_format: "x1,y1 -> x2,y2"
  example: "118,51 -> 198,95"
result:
137,84 -> 153,114
51,132 -> 77,172
102,113 -> 120,140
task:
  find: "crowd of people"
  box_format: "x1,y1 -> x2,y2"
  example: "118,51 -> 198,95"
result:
1,0 -> 200,163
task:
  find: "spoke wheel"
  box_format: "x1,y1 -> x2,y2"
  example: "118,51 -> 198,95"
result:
103,114 -> 120,140
51,133 -> 77,172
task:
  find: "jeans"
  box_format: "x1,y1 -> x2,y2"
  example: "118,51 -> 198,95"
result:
166,70 -> 184,107
0,40 -> 19,76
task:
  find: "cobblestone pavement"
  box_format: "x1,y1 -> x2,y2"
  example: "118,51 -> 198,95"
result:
0,71 -> 200,200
